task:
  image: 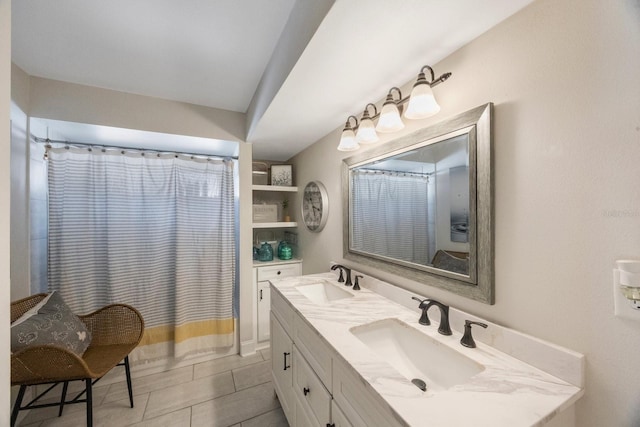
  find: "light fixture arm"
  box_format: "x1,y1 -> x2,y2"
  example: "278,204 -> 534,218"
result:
364,103 -> 378,118
388,87 -> 403,102
420,65 -> 452,88
345,115 -> 359,129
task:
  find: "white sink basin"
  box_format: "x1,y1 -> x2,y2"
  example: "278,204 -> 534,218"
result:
296,282 -> 353,304
350,318 -> 484,392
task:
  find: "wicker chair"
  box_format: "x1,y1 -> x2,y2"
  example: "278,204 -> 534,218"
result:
10,293 -> 145,427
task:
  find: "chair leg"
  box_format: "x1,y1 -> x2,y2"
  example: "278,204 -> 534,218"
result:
124,355 -> 134,408
11,384 -> 27,427
58,381 -> 69,417
85,378 -> 93,427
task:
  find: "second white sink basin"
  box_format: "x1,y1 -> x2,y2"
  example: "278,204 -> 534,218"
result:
296,282 -> 353,305
350,318 -> 484,392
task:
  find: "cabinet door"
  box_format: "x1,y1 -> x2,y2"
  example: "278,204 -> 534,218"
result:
331,400 -> 354,427
295,393 -> 315,427
257,281 -> 271,342
293,346 -> 331,427
271,313 -> 294,423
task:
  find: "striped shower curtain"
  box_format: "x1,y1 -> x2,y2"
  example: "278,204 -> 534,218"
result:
47,146 -> 236,362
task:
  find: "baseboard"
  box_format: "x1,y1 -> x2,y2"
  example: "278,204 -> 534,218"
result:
240,339 -> 256,356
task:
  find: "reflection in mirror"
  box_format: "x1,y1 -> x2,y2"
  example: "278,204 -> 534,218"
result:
350,135 -> 470,276
342,103 -> 493,304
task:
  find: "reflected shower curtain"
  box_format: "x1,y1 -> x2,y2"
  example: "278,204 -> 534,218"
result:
350,170 -> 430,265
47,147 -> 236,362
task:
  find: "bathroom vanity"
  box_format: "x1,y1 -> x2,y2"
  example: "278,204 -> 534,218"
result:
270,272 -> 584,427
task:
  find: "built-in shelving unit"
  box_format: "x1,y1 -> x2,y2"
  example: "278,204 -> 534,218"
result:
252,182 -> 302,350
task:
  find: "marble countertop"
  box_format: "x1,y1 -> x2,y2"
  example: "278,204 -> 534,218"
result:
270,273 -> 584,427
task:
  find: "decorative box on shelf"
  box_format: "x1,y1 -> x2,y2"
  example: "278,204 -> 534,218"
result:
253,204 -> 278,223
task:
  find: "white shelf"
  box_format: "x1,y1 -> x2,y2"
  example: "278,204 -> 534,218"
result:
253,258 -> 303,267
253,222 -> 298,228
252,185 -> 298,192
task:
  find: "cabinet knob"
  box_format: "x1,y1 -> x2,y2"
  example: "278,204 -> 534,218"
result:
277,270 -> 281,275
303,387 -> 310,396
327,424 -> 335,427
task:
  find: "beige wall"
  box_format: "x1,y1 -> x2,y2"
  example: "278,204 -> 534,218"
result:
11,63 -> 29,114
29,76 -> 246,143
291,0 -> 640,425
1,0 -> 11,423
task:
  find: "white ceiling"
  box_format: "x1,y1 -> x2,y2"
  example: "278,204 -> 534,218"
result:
12,0 -> 534,161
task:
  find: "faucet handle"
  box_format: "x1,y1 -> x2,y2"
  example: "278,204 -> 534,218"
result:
353,275 -> 363,290
411,296 -> 428,308
411,296 -> 431,325
460,320 -> 488,348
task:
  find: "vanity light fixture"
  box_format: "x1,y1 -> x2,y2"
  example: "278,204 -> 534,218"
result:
376,87 -> 405,133
355,104 -> 379,144
404,65 -> 450,119
336,65 -> 451,151
337,115 -> 360,152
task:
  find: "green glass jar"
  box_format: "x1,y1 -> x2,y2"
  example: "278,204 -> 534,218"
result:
258,242 -> 273,262
278,241 -> 292,260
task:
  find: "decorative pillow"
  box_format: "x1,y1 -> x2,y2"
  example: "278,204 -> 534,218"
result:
11,291 -> 92,356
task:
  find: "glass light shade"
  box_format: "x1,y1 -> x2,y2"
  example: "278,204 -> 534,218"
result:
337,127 -> 359,151
404,83 -> 440,119
375,102 -> 404,133
355,117 -> 379,144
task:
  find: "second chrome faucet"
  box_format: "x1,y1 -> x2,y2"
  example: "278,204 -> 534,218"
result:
411,296 -> 452,336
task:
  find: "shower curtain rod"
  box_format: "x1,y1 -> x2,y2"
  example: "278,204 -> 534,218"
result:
32,135 -> 239,160
357,167 -> 433,177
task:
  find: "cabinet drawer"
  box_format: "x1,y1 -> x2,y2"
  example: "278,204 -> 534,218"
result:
332,358 -> 402,427
293,346 -> 331,426
294,314 -> 332,390
271,287 -> 294,337
257,262 -> 301,281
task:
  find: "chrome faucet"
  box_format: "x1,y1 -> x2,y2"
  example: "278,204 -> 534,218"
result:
411,296 -> 452,336
331,264 -> 352,287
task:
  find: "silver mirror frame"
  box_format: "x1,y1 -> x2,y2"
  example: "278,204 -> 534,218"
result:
342,103 -> 494,304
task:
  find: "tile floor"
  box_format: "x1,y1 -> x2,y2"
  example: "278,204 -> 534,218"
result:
15,348 -> 290,427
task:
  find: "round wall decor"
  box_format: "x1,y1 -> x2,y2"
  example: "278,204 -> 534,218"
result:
301,181 -> 329,232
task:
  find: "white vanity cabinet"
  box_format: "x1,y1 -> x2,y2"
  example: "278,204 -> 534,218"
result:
271,285 -> 400,427
255,261 -> 301,344
332,357 -> 401,427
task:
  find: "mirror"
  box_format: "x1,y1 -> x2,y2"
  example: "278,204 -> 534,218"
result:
342,103 -> 493,304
